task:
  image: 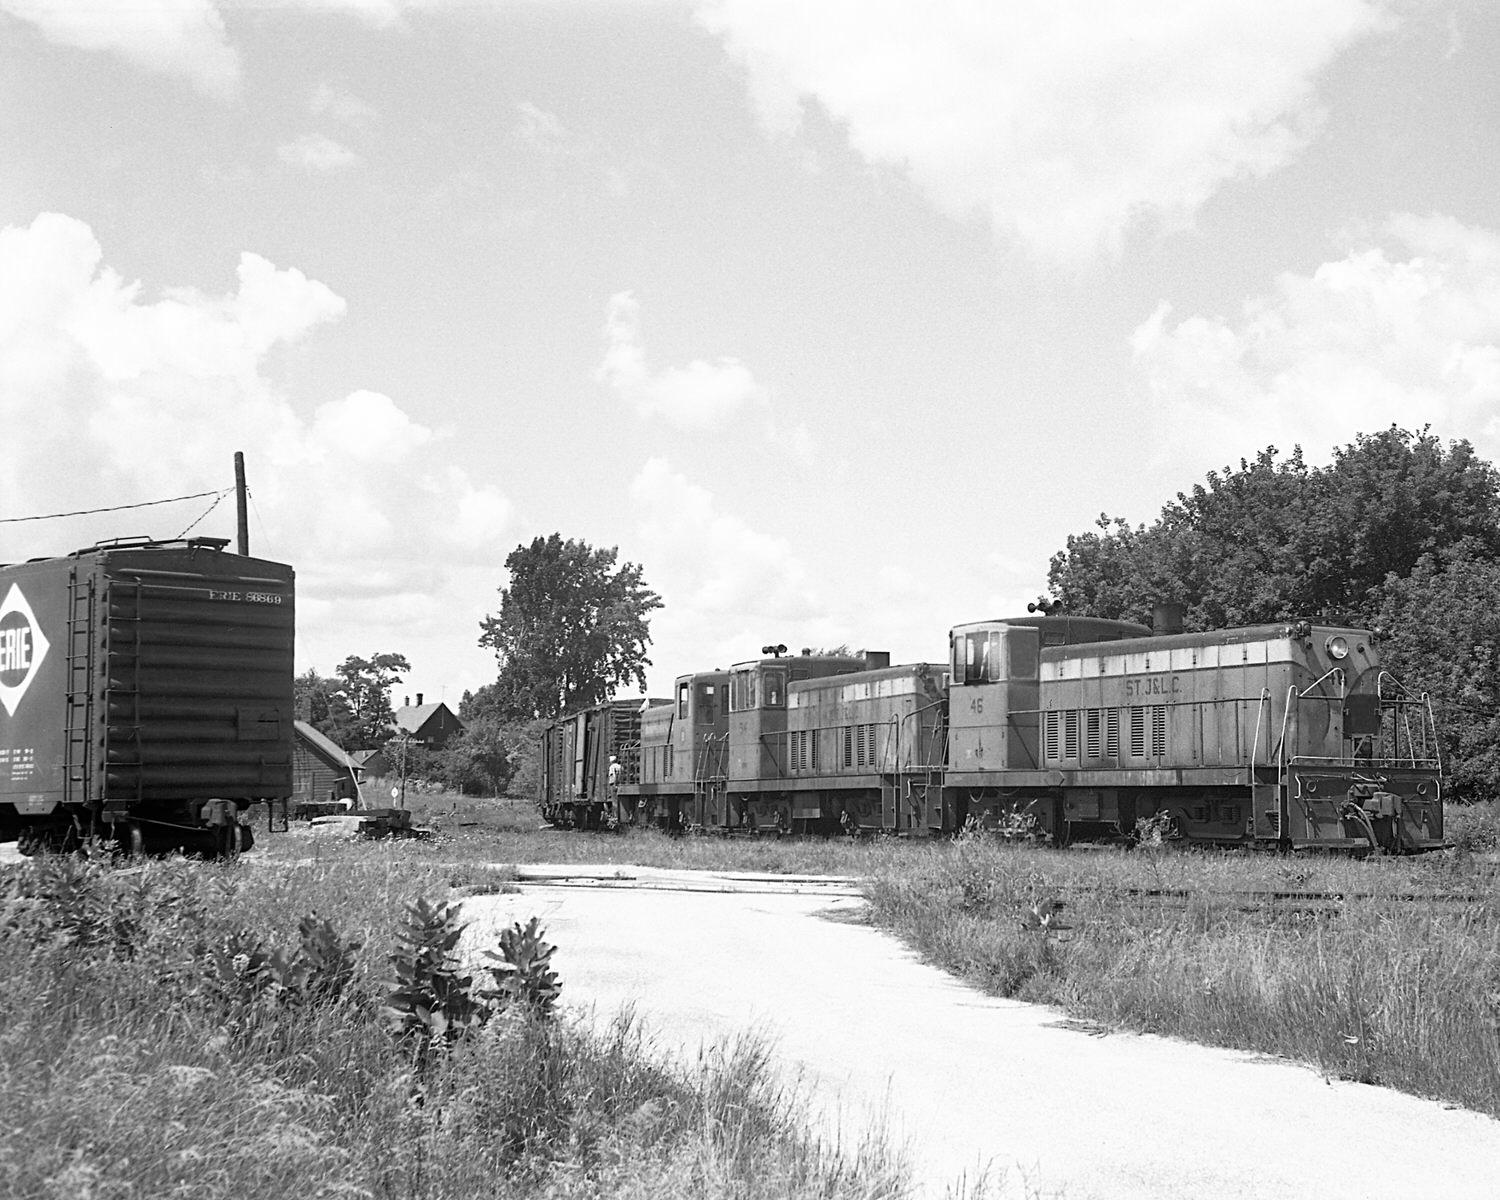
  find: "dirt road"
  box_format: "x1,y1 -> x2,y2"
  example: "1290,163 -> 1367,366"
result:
465,870 -> 1500,1200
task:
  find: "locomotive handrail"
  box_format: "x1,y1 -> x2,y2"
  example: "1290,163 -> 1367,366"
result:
1249,688 -> 1272,775
1276,686 -> 1299,772
1274,671 -> 1347,770
1295,668 -> 1346,700
1423,693 -> 1444,774
1375,671 -> 1443,770
895,698 -> 947,773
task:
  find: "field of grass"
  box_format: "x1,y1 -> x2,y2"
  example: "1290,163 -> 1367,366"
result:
0,845 -> 908,1200
858,822 -> 1500,1118
15,791 -> 1494,1196
318,790 -> 1500,1118
265,790 -> 895,876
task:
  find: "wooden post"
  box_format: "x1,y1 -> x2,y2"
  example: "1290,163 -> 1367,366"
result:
234,451 -> 249,555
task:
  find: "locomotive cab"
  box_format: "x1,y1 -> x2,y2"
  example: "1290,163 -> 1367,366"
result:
629,670 -> 729,830
725,650 -> 866,831
945,614 -> 1151,838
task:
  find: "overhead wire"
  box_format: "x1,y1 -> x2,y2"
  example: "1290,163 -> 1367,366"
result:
176,491 -> 231,538
0,490 -> 223,524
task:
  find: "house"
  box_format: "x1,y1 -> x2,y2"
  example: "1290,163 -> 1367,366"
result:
393,693 -> 465,750
351,748 -> 390,778
293,720 -> 360,805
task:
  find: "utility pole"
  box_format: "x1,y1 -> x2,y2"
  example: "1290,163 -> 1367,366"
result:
234,451 -> 249,555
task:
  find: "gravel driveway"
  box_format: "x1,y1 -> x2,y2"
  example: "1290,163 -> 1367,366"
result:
465,868 -> 1500,1200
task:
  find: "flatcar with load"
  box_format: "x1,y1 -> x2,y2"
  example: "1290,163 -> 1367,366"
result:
0,537 -> 295,855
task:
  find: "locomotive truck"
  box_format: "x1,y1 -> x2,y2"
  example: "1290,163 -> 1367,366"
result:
540,608 -> 1445,854
0,537 -> 296,855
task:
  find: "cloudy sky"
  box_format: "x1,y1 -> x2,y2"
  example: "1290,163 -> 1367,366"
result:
2,0 -> 1497,706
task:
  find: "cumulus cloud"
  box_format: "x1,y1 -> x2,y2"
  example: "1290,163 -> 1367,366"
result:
597,291 -> 765,428
1132,212 -> 1500,470
311,81 -> 377,126
1,0 -> 241,99
630,457 -> 823,658
277,133 -> 360,172
0,211 -> 513,678
696,0 -> 1390,260
515,101 -> 570,154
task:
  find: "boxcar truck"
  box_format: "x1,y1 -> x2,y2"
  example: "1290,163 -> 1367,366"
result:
0,538 -> 296,855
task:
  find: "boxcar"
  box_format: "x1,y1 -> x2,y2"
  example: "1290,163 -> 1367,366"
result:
538,697 -> 667,828
0,537 -> 295,854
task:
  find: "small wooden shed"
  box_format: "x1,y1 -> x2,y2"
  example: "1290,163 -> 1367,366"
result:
293,720 -> 360,805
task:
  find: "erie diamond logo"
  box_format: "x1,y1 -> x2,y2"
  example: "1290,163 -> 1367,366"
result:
0,583 -> 50,718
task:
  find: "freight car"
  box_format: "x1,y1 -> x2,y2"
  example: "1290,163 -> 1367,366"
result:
0,537 -> 296,855
541,606 -> 1445,853
538,696 -> 669,828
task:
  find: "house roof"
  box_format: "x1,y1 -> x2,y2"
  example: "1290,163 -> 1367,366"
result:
294,720 -> 358,769
350,748 -> 385,766
393,702 -> 463,735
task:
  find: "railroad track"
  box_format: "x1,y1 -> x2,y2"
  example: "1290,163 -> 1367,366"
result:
1021,881 -> 1498,921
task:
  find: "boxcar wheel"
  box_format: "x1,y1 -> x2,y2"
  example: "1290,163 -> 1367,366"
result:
219,823 -> 246,858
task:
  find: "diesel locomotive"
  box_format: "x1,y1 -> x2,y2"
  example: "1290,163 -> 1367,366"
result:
539,607 -> 1445,853
0,537 -> 295,855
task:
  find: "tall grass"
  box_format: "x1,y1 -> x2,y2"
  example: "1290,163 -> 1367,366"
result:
861,828 -> 1500,1116
0,848 -> 908,1200
263,792 -> 897,877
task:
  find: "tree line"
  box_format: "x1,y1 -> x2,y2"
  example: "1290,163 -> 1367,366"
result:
301,425 -> 1500,805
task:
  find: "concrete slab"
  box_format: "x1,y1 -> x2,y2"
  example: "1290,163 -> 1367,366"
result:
465,880 -> 1500,1200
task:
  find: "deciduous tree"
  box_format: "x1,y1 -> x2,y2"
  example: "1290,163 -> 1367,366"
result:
1047,428 -> 1500,630
478,534 -> 662,722
335,652 -> 411,748
295,668 -> 355,746
1375,542 -> 1500,803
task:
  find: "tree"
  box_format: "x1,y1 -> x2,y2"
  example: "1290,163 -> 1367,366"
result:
335,652 -> 412,747
478,534 -> 662,722
1375,542 -> 1500,803
1047,428 -> 1500,630
437,716 -> 519,796
294,668 -> 355,746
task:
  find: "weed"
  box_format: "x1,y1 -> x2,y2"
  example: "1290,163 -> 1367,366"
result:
382,896 -> 485,1056
478,915 -> 562,1018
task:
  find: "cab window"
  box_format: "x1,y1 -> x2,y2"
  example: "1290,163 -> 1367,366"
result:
764,669 -> 785,708
677,682 -> 690,719
730,669 -> 758,712
961,631 -> 1003,683
698,682 -> 717,722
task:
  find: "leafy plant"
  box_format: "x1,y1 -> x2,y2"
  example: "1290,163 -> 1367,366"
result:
478,916 -> 561,1017
382,898 -> 563,1068
382,896 -> 483,1055
206,915 -> 361,1010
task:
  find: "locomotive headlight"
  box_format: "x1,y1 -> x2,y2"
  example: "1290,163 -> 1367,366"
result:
1326,635 -> 1349,660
